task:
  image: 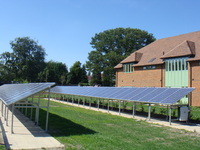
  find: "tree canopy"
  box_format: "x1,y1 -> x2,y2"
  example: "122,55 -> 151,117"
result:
86,27 -> 156,86
67,61 -> 88,85
38,60 -> 68,85
0,37 -> 46,83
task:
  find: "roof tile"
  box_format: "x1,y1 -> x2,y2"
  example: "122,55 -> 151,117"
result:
115,31 -> 200,68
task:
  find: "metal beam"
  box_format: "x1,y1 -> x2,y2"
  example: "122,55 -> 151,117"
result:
98,98 -> 100,110
148,104 -> 151,121
45,88 -> 51,132
6,105 -> 9,126
132,102 -> 136,118
169,105 -> 172,125
11,104 -> 14,134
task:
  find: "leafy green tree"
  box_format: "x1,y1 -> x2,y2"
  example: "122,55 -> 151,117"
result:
86,27 -> 156,86
81,64 -> 88,83
0,37 -> 46,83
38,60 -> 68,85
0,52 -> 16,83
67,61 -> 88,85
10,37 -> 46,82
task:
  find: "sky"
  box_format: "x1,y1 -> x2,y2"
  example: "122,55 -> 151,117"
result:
0,0 -> 200,69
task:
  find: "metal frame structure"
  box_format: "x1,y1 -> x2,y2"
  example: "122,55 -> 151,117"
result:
0,83 -> 55,133
50,86 -> 195,124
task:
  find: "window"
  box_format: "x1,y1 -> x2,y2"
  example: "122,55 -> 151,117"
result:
148,58 -> 156,63
143,65 -> 156,70
165,57 -> 188,71
123,63 -> 134,72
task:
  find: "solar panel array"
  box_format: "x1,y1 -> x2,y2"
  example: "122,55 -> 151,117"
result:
0,83 -> 55,105
50,86 -> 195,105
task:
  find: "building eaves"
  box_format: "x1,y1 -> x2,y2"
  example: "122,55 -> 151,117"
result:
120,52 -> 143,63
160,40 -> 196,59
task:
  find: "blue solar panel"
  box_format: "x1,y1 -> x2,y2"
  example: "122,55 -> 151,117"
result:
50,86 -> 195,105
137,88 -> 165,102
129,88 -> 154,101
118,88 -> 139,99
111,88 -> 134,99
0,83 -> 55,105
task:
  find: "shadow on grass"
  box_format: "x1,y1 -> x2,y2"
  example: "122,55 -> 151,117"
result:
47,110 -> 97,137
14,108 -> 96,137
36,108 -> 96,137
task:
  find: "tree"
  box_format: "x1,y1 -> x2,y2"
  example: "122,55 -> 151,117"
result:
0,37 -> 46,82
38,60 -> 68,85
86,27 -> 156,86
0,52 -> 16,83
67,61 -> 88,85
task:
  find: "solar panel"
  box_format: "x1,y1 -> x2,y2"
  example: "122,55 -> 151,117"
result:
0,83 -> 55,105
50,86 -> 195,105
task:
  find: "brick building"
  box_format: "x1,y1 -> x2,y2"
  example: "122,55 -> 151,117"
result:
114,31 -> 200,106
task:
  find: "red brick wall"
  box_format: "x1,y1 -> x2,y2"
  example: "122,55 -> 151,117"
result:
115,62 -> 200,106
116,65 -> 163,87
189,61 -> 200,106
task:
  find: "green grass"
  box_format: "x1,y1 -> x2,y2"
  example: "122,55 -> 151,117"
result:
21,99 -> 200,150
0,145 -> 6,150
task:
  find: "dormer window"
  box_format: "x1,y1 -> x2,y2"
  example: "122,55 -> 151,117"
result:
123,63 -> 134,73
165,57 -> 188,71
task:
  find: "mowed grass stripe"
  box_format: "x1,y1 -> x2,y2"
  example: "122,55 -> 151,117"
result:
35,99 -> 200,150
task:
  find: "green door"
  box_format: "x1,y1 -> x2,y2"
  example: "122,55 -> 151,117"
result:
165,57 -> 188,104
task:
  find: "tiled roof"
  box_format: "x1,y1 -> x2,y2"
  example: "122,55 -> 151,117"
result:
160,40 -> 195,59
114,63 -> 122,69
120,52 -> 143,63
115,31 -> 200,68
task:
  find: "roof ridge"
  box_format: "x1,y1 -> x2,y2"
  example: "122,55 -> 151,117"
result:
160,40 -> 195,59
158,31 -> 200,40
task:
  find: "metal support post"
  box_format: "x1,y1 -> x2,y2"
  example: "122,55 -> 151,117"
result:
6,105 -> 9,126
45,88 -> 51,132
25,98 -> 28,116
11,104 -> 15,134
1,102 -> 4,117
4,104 -> 6,121
169,105 -> 172,125
132,102 -> 136,118
148,104 -> 151,121
30,96 -> 33,120
98,98 -> 100,110
36,94 -> 41,126
6,106 -> 10,126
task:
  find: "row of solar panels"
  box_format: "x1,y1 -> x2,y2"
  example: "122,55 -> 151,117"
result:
0,83 -> 195,106
0,83 -> 55,105
50,86 -> 195,105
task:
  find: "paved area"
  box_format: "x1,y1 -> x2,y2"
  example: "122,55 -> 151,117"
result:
51,99 -> 200,134
0,107 -> 64,150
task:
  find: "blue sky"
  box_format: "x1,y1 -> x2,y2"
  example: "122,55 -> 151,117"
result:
0,0 -> 200,69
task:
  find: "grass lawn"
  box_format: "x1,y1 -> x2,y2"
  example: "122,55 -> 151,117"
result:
26,99 -> 200,150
